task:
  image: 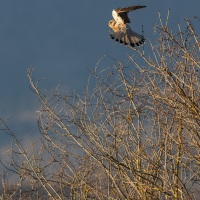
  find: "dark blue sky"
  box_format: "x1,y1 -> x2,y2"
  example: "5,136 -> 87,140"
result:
0,0 -> 200,147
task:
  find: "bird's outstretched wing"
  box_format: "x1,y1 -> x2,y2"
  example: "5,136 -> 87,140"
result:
114,5 -> 146,24
116,6 -> 146,14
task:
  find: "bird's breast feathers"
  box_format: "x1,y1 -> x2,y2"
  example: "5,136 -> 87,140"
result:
110,22 -> 128,33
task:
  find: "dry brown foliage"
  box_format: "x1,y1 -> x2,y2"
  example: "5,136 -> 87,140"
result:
0,12 -> 200,200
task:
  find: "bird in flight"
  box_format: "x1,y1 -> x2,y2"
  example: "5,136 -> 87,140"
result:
108,5 -> 146,47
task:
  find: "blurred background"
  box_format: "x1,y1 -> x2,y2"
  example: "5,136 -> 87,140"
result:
0,0 -> 199,150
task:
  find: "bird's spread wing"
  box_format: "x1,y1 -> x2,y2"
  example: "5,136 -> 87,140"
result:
116,6 -> 146,14
115,5 -> 146,24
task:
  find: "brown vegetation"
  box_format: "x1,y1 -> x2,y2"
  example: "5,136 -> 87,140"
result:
0,13 -> 200,199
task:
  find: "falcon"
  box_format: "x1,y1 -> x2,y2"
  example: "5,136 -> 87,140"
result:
108,5 -> 146,47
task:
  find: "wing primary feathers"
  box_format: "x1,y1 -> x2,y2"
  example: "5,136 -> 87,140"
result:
116,6 -> 146,14
115,5 -> 146,24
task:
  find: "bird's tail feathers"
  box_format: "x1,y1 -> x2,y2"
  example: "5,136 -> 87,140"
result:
110,29 -> 145,47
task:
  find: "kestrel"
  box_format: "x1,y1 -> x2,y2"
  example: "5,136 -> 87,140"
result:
108,5 -> 146,47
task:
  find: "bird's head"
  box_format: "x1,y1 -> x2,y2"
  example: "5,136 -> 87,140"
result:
108,20 -> 115,28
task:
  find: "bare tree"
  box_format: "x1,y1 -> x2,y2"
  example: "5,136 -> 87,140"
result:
0,12 -> 200,199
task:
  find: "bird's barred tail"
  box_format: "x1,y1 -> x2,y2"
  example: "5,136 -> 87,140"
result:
110,28 -> 145,47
